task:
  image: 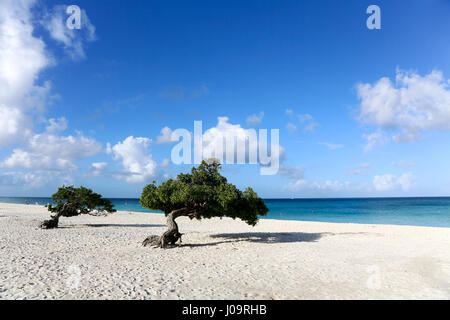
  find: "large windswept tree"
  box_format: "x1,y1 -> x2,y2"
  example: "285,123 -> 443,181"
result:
40,186 -> 116,229
140,159 -> 269,248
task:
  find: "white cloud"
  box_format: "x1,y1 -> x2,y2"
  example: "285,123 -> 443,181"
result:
397,173 -> 415,191
0,0 -> 51,146
0,1 -> 103,189
0,105 -> 32,145
0,171 -> 47,188
0,0 -> 50,105
203,117 -> 257,160
28,133 -> 101,161
1,132 -> 102,171
88,162 -> 107,177
284,172 -> 415,195
373,174 -> 396,191
363,132 -> 388,152
108,136 -> 157,183
45,117 -> 68,133
284,179 -> 308,191
156,127 -> 177,144
201,117 -> 284,166
373,173 -> 415,191
43,5 -> 96,60
318,142 -> 343,150
285,110 -> 319,133
246,112 -> 264,127
392,131 -> 421,143
284,179 -> 352,193
0,170 -> 73,188
160,158 -> 171,168
310,180 -> 351,192
278,165 -> 304,180
357,69 -> 450,143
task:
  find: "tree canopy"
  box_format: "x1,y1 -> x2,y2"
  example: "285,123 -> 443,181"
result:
140,159 -> 268,227
46,185 -> 116,217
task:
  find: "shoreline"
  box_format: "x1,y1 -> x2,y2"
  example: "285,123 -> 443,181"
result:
1,203 -> 450,299
5,202 -> 450,229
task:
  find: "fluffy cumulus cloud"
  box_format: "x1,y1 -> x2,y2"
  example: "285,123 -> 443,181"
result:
88,162 -> 108,177
357,69 -> 450,144
372,174 -> 396,191
396,173 -> 415,191
1,132 -> 102,171
0,106 -> 31,145
0,1 -> 103,188
156,127 -> 177,144
201,117 -> 284,167
373,173 -> 415,192
107,136 -> 157,183
0,0 -> 51,146
42,4 -> 96,60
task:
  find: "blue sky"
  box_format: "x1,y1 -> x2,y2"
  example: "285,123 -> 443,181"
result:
1,0 -> 450,198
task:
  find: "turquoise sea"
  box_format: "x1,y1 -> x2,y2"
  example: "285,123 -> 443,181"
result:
1,197 -> 450,228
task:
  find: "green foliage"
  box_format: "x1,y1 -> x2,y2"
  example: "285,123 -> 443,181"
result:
140,159 -> 268,226
47,185 -> 116,217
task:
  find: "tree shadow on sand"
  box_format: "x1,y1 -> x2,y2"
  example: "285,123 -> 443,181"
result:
179,231 -> 371,248
59,223 -> 165,229
179,232 -> 332,248
214,232 -> 326,243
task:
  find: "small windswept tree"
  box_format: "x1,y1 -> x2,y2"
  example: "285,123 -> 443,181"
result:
40,186 -> 116,229
140,159 -> 268,248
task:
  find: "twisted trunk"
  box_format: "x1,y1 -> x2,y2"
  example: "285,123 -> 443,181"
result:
142,208 -> 188,248
39,202 -> 70,229
39,211 -> 61,229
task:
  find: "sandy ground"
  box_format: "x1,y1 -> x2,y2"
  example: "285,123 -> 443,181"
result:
0,202 -> 449,300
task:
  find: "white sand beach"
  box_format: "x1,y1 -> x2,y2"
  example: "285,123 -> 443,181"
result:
0,202 -> 449,300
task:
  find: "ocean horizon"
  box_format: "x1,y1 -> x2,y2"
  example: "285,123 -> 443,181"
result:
2,196 -> 450,228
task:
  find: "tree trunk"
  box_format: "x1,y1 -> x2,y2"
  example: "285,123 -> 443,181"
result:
142,209 -> 186,248
39,202 -> 71,229
39,212 -> 61,229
